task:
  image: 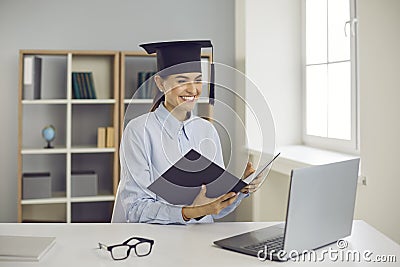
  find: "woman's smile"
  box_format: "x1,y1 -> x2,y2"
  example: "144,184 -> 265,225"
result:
180,95 -> 198,102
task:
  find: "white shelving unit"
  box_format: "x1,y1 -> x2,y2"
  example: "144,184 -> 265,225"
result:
18,50 -> 213,223
18,50 -> 119,223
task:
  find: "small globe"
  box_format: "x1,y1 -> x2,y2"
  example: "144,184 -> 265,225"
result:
42,125 -> 55,148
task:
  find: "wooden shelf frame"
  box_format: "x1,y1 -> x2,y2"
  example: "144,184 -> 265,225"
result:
18,50 -> 120,223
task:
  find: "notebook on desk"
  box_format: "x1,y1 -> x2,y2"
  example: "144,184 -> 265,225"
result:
0,235 -> 56,261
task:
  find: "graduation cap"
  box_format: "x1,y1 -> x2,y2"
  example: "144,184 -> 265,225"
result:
140,40 -> 215,105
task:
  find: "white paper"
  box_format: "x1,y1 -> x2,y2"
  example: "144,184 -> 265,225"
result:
24,57 -> 33,85
243,153 -> 280,184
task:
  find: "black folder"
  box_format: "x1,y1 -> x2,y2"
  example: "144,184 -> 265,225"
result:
148,149 -> 247,205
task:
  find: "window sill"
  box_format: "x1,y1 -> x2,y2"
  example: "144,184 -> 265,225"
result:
271,145 -> 358,176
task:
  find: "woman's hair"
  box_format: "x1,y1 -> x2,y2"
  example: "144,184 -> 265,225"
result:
149,73 -> 167,112
150,91 -> 165,112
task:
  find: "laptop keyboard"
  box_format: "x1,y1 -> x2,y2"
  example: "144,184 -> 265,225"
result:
244,235 -> 284,253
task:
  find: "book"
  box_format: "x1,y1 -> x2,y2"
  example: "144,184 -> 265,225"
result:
137,71 -> 146,99
80,73 -> 88,99
106,127 -> 114,148
23,56 -> 42,100
83,72 -> 91,99
88,72 -> 97,99
76,73 -> 85,99
72,72 -> 97,99
136,71 -> 157,99
97,127 -> 106,148
72,73 -> 81,99
148,149 -> 247,205
0,235 -> 56,261
146,72 -> 157,98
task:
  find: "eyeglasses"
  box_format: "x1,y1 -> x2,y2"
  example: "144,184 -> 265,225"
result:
98,237 -> 154,260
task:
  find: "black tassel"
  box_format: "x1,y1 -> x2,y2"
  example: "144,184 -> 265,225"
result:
209,63 -> 215,105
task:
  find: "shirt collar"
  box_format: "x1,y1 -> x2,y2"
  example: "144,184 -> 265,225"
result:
154,102 -> 194,140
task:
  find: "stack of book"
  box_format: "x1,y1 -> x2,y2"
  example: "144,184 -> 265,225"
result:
72,72 -> 97,99
137,71 -> 157,99
97,127 -> 114,148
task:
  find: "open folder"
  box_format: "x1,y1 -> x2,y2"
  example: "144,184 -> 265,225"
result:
148,149 -> 247,205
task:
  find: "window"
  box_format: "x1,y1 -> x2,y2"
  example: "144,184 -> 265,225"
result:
303,0 -> 359,154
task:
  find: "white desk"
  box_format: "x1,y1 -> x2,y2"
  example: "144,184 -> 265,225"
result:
0,221 -> 399,266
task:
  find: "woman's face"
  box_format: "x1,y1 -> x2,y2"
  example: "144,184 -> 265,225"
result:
156,72 -> 203,115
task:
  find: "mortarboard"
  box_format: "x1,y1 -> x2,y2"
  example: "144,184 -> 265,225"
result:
140,40 -> 215,105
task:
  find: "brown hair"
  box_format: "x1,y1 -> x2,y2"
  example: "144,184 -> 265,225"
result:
150,90 -> 165,112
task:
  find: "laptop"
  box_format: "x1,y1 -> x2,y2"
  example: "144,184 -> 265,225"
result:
214,158 -> 360,261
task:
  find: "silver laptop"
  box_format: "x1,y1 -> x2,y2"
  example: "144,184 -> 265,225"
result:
214,158 -> 360,261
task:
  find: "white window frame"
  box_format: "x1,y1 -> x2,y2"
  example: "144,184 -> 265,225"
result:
302,0 -> 359,155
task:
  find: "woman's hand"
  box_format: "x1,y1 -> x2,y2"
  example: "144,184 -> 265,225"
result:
191,184 -> 217,206
182,186 -> 238,221
240,162 -> 263,194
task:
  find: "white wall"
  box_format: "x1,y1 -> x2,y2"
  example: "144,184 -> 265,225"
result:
354,0 -> 400,244
245,0 -> 302,149
0,0 -> 236,222
239,0 -> 302,222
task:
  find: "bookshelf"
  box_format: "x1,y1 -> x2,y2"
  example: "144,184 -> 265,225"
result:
119,51 -> 213,135
18,50 -> 119,223
17,50 -> 213,223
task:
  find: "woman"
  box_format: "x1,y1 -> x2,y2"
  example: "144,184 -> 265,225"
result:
112,40 -> 259,224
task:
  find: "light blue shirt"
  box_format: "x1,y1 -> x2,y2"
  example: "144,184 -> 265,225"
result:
112,103 -> 246,224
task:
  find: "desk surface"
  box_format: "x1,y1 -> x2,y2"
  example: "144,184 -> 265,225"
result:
0,221 -> 399,266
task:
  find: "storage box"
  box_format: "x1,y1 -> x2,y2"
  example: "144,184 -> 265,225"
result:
71,171 -> 98,197
23,172 -> 52,199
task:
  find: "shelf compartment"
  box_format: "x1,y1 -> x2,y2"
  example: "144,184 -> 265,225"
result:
71,55 -> 116,99
71,99 -> 116,104
71,104 -> 114,147
124,98 -> 153,104
124,55 -> 157,99
22,99 -> 68,105
21,195 -> 67,205
71,153 -> 114,196
22,154 -> 66,200
23,55 -> 68,100
71,194 -> 115,203
22,203 -> 66,223
21,147 -> 68,154
22,104 -> 67,149
70,147 -> 115,153
71,201 -> 113,223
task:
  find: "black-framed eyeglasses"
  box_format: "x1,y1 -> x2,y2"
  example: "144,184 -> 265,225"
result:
98,237 -> 154,260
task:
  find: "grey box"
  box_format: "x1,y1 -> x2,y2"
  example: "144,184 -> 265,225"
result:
23,172 -> 52,199
71,172 -> 98,197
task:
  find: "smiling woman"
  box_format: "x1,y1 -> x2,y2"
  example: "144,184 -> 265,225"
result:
111,40 -> 258,224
